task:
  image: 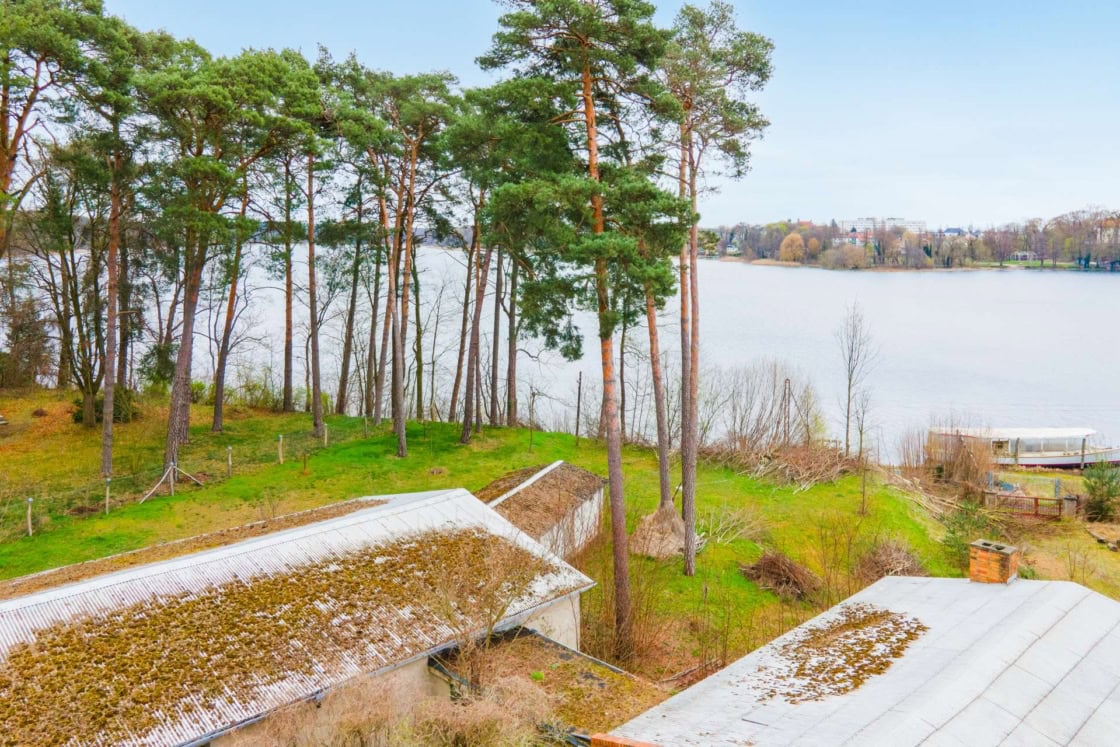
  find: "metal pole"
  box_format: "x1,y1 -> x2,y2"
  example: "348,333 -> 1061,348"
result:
227,446 -> 233,478
278,434 -> 284,464
26,498 -> 33,537
105,478 -> 111,515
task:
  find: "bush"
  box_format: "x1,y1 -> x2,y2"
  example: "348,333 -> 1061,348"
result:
942,501 -> 997,570
1083,463 -> 1120,522
71,389 -> 141,424
190,380 -> 209,404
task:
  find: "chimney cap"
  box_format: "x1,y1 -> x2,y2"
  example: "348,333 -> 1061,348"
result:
970,539 -> 1017,555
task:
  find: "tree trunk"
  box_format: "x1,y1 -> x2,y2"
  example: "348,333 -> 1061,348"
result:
449,222 -> 477,422
683,132 -> 701,577
373,198 -> 393,423
282,160 -> 295,412
489,250 -> 502,425
506,259 -> 518,426
211,186 -> 249,433
412,257 -> 423,420
678,126 -> 696,576
337,217 -> 363,415
164,249 -> 204,467
363,249 -> 381,418
582,60 -> 631,655
307,152 -> 324,437
117,236 -> 130,389
384,199 -> 407,456
645,284 -> 672,510
460,201 -> 492,444
619,316 -> 627,442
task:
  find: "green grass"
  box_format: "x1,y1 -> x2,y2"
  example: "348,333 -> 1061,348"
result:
0,390 -> 956,674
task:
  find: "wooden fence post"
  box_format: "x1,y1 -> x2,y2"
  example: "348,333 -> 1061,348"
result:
105,478 -> 111,515
278,434 -> 284,464
227,446 -> 233,478
26,497 -> 33,537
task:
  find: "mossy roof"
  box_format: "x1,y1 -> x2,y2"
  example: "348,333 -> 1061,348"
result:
0,488 -> 592,747
477,461 -> 606,539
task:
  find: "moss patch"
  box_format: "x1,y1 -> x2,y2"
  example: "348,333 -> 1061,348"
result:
757,603 -> 927,703
0,529 -> 572,746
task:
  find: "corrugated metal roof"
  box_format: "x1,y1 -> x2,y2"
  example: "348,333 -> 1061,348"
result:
0,488 -> 593,747
611,577 -> 1120,746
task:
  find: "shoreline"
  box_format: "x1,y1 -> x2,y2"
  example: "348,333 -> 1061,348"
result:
713,256 -> 1111,274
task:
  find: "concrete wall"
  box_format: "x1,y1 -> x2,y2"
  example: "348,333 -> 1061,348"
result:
523,592 -> 582,650
214,657 -> 449,746
540,488 -> 604,560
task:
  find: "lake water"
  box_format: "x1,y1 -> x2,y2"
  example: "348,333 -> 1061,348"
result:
224,248 -> 1120,458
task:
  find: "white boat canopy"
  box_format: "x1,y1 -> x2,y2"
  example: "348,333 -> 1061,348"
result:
929,427 -> 1097,440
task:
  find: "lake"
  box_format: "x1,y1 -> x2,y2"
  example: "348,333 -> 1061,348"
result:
224,248 -> 1120,459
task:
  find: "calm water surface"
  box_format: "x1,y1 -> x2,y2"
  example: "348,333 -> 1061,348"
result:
239,249 -> 1120,455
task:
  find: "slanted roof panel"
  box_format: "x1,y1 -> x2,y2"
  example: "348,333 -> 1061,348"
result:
0,488 -> 592,746
612,577 -> 1120,746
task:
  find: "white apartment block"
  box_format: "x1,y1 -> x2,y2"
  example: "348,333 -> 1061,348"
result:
838,217 -> 927,234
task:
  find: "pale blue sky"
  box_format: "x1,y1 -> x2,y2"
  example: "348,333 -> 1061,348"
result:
106,1 -> 1120,227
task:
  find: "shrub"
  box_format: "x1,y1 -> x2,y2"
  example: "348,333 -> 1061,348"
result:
70,389 -> 141,424
941,500 -> 996,570
1083,463 -> 1120,522
856,540 -> 926,582
189,380 -> 208,404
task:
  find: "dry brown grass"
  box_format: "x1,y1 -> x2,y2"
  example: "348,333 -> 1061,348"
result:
441,631 -> 667,736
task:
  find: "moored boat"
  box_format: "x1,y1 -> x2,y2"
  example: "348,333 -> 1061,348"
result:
928,427 -> 1120,468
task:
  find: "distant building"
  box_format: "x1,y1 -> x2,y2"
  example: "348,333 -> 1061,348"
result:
838,217 -> 927,234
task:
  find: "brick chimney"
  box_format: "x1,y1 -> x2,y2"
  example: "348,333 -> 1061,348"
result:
969,540 -> 1020,584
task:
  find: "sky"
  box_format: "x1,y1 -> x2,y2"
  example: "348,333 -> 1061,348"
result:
104,0 -> 1120,228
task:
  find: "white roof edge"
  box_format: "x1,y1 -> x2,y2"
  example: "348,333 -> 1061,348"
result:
488,460 -> 566,508
0,487 -> 593,613
929,426 -> 1097,439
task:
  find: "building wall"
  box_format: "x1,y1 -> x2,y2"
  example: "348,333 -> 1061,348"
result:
539,488 -> 604,560
524,593 -> 582,650
214,657 -> 449,746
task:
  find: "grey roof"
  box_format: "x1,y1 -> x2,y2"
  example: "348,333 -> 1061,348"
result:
0,488 -> 593,747
612,577 -> 1120,746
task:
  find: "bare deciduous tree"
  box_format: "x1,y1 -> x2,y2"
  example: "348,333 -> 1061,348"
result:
836,303 -> 876,457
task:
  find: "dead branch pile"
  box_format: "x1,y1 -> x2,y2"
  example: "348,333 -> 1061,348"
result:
701,444 -> 851,492
699,503 -> 767,545
856,541 -> 927,583
740,551 -> 821,600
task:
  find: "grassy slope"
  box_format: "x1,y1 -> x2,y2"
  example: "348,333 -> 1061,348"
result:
1,390 -> 957,676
